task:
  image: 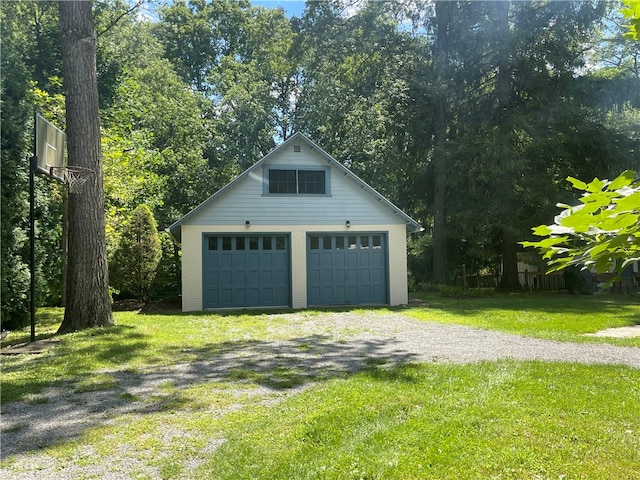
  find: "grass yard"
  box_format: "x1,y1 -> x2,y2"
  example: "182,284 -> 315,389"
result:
203,361 -> 640,479
408,291 -> 640,346
1,293 -> 639,479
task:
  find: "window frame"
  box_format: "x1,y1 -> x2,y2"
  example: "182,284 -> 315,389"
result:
263,165 -> 331,196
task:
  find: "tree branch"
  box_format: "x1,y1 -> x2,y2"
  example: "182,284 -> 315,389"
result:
96,0 -> 146,38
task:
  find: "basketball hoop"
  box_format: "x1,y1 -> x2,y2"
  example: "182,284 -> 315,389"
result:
50,166 -> 94,194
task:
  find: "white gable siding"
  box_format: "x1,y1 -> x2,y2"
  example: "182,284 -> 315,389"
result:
184,145 -> 406,228
180,223 -> 409,311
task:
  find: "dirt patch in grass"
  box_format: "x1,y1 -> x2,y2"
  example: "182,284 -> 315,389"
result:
0,338 -> 62,355
585,325 -> 640,338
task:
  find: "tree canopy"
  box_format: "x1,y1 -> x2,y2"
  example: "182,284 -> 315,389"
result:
2,0 -> 639,329
522,0 -> 640,278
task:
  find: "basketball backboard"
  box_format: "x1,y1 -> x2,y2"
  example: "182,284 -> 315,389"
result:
35,113 -> 66,181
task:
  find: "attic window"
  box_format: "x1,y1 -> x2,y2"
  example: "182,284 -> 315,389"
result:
267,167 -> 329,195
293,145 -> 301,153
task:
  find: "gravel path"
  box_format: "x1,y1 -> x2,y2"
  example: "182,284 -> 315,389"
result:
2,311 -> 639,479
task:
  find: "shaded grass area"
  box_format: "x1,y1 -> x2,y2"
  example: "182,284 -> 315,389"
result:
1,301 -> 640,479
0,308 -> 316,404
2,295 -> 639,405
407,292 -> 640,346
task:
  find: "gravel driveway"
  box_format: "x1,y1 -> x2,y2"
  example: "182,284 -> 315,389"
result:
2,311 -> 639,479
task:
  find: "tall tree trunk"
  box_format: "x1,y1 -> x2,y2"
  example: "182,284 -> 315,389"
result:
57,1 -> 113,333
432,1 -> 454,284
492,1 -> 522,292
499,226 -> 521,291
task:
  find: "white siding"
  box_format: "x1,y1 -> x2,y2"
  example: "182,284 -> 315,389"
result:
180,223 -> 409,311
184,146 -> 405,227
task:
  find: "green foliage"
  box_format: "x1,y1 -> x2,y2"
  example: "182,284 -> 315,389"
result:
154,0 -> 297,164
100,23 -> 217,229
109,205 -> 162,301
522,171 -> 640,275
1,2 -> 65,329
295,1 -> 637,287
296,1 -> 432,213
149,232 -> 181,300
3,0 -> 640,313
623,0 -> 640,39
1,6 -> 32,329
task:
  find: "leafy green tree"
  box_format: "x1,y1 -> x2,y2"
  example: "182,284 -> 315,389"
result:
522,171 -> 639,275
1,1 -> 66,329
154,0 -> 297,167
149,232 -> 181,301
433,1 -> 632,289
521,1 -> 640,278
0,28 -> 32,328
95,21 -> 214,303
623,0 -> 640,39
295,1 -> 432,207
430,0 -> 457,285
99,20 -> 218,229
110,204 -> 162,302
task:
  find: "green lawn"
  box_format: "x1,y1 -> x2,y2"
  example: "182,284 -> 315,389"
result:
1,294 -> 639,479
407,291 -> 640,346
204,362 -> 640,479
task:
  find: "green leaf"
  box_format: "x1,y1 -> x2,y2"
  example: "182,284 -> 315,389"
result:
585,177 -> 606,193
614,191 -> 640,211
566,176 -> 587,190
608,170 -> 636,190
531,224 -> 553,236
521,171 -> 639,276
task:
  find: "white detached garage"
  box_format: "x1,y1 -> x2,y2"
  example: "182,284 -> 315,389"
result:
169,133 -> 421,311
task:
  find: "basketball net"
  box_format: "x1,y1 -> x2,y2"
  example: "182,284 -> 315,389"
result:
50,166 -> 94,194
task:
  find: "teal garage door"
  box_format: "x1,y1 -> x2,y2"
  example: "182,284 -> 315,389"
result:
203,234 -> 290,309
307,234 -> 388,306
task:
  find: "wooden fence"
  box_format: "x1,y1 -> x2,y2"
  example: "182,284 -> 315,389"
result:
521,271 -> 566,291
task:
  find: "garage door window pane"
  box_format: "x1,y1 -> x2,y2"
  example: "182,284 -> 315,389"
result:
348,236 -> 357,249
310,236 -> 319,250
373,236 -> 382,249
335,236 -> 345,250
250,237 -> 259,250
208,237 -> 218,250
276,236 -> 286,250
360,236 -> 369,249
222,237 -> 232,250
323,236 -> 332,250
236,237 -> 245,250
263,237 -> 272,250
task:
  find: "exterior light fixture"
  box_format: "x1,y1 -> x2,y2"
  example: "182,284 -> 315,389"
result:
346,220 -> 351,228
245,220 -> 250,228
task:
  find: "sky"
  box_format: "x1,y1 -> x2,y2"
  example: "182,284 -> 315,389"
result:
137,1 -> 309,22
251,0 -> 307,18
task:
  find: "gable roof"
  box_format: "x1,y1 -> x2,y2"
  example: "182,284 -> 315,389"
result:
168,132 -> 422,241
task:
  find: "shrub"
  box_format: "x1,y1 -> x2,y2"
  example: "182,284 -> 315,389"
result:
109,204 -> 162,301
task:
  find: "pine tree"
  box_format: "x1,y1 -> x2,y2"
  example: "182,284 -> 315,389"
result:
110,204 -> 162,302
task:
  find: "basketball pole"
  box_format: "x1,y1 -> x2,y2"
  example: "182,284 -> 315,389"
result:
29,154 -> 37,343
30,112 -> 67,342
